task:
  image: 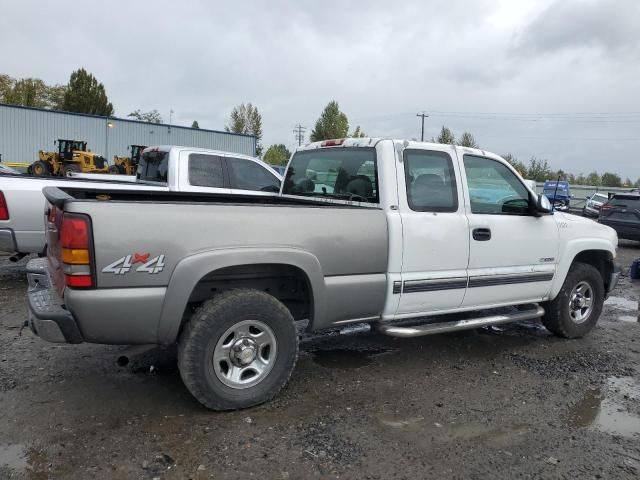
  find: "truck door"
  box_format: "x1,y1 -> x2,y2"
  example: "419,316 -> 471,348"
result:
460,153 -> 558,307
395,145 -> 470,315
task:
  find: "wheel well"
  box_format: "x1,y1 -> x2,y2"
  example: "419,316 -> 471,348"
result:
572,250 -> 613,291
187,263 -> 313,322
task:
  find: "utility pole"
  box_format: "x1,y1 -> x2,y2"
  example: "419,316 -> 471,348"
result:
293,124 -> 306,146
416,112 -> 429,141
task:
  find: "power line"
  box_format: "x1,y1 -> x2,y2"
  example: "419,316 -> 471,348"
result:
416,112 -> 429,141
293,124 -> 306,146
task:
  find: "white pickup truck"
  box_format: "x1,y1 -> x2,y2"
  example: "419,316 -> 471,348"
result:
27,138 -> 619,410
0,146 -> 281,258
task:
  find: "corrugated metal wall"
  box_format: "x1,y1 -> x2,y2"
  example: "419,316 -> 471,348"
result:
0,104 -> 256,163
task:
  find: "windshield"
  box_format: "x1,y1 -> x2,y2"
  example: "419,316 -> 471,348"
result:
282,147 -> 378,202
137,150 -> 169,182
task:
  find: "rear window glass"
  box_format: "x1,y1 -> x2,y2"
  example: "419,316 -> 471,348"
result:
137,150 -> 169,182
593,193 -> 608,202
610,195 -> 640,206
283,148 -> 378,202
189,154 -> 224,188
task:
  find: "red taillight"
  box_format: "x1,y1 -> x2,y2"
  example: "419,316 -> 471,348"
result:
321,139 -> 345,147
65,275 -> 93,288
601,203 -> 612,211
61,215 -> 89,249
59,213 -> 93,288
0,192 -> 8,220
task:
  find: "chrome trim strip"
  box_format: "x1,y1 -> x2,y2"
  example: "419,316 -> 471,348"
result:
468,272 -> 554,288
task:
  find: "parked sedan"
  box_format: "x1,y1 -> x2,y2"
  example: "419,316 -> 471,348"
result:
599,193 -> 640,241
583,192 -> 609,218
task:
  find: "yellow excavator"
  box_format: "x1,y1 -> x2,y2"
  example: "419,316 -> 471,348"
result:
109,145 -> 146,175
30,139 -> 109,176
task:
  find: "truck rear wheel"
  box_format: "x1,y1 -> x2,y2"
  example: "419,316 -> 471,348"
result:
178,289 -> 298,410
541,262 -> 604,338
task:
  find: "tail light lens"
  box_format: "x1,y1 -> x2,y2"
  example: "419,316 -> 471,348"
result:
60,213 -> 93,288
601,203 -> 612,211
0,192 -> 8,220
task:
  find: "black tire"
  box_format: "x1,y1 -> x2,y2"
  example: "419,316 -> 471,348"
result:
109,164 -> 125,174
31,160 -> 50,176
178,289 -> 298,410
63,164 -> 80,176
541,262 -> 604,338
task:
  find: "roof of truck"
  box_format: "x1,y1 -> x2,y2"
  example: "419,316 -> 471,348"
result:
296,138 -> 501,160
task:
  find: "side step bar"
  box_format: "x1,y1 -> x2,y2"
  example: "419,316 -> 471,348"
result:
374,305 -> 545,338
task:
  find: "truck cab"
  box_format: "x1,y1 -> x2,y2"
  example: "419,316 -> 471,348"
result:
543,180 -> 571,211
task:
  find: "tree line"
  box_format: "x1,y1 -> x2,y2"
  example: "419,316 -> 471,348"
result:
0,70 -> 199,127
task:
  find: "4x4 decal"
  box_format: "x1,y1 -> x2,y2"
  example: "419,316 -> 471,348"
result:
102,253 -> 165,275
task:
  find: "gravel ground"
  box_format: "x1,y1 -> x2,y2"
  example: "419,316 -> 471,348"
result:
0,243 -> 639,479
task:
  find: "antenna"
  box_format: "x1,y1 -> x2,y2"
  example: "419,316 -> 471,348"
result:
551,175 -> 561,212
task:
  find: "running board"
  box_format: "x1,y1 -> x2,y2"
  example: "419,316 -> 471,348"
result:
374,305 -> 545,338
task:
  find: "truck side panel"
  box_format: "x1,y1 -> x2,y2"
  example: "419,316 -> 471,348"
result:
63,200 -> 389,344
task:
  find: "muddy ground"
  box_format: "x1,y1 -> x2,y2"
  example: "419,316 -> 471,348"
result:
1,244 -> 639,479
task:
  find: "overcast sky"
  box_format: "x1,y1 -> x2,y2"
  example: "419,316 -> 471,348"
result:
2,0 -> 640,178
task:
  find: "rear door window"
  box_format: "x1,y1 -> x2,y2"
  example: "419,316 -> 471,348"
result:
188,154 -> 225,188
404,150 -> 458,212
227,158 -> 281,192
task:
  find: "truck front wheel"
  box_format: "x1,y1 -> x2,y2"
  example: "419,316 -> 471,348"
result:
178,289 -> 298,410
541,262 -> 604,338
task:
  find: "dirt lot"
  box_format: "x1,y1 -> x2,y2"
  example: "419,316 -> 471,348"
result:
1,244 -> 640,479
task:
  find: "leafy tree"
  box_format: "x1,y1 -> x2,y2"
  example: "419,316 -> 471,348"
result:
350,125 -> 366,138
433,126 -> 455,145
0,74 -> 11,101
527,157 -> 552,182
585,171 -> 601,186
457,131 -> 479,148
191,120 -> 199,129
502,153 -> 527,176
601,172 -> 622,187
0,74 -> 66,109
46,84 -> 67,109
635,178 -> 640,188
263,144 -> 291,166
624,177 -> 632,187
3,78 -> 49,107
61,68 -> 113,115
225,102 -> 263,156
128,109 -> 163,123
575,173 -> 586,185
310,100 -> 349,142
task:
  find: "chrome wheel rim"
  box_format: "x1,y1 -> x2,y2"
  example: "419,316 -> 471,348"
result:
569,281 -> 594,324
212,320 -> 277,389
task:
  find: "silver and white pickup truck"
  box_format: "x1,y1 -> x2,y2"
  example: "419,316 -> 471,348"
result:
26,138 -> 619,410
0,146 -> 281,258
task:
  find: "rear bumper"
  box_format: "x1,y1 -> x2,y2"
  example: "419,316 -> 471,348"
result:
599,221 -> 640,241
0,229 -> 17,253
26,258 -> 83,343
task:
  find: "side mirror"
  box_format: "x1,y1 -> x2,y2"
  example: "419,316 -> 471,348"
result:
536,194 -> 552,215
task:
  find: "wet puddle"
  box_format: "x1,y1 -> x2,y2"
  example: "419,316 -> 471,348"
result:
377,414 -> 529,447
605,296 -> 638,312
312,348 -> 390,369
565,377 -> 640,438
0,444 -> 28,472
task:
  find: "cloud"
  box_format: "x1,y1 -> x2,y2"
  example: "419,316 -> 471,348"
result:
1,0 -> 640,178
514,0 -> 640,57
